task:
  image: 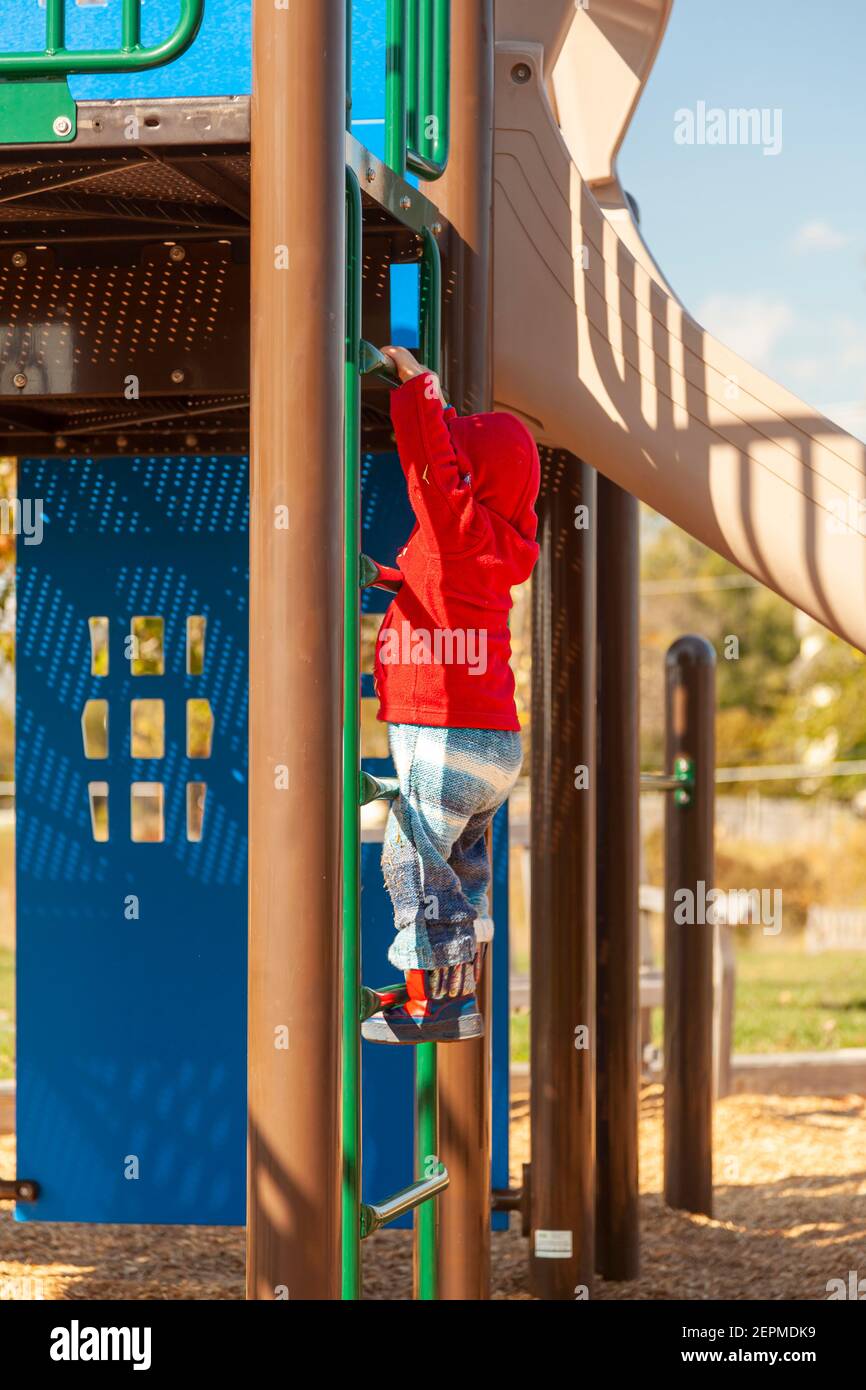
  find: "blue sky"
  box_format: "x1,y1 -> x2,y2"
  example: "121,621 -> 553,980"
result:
618,0 -> 866,441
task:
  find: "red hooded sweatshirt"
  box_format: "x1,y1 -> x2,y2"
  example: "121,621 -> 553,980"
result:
373,370 -> 540,731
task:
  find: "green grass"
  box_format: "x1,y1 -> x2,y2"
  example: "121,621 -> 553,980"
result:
0,945 -> 13,1081
725,946 -> 866,1054
510,946 -> 866,1064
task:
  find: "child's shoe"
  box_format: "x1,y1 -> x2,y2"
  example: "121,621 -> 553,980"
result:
361,961 -> 483,1044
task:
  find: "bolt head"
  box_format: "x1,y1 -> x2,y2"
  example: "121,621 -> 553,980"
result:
116,435 -> 128,450
53,115 -> 73,137
17,1181 -> 37,1202
169,245 -> 186,263
185,433 -> 198,448
400,195 -> 412,210
431,222 -> 443,236
12,372 -> 27,390
54,436 -> 66,449
365,166 -> 376,183
171,368 -> 186,385
511,62 -> 532,84
11,251 -> 26,269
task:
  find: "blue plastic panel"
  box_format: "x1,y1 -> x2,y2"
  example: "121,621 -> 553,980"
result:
15,455 -> 249,1224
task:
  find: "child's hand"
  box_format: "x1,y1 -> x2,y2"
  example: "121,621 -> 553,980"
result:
381,346 -> 443,403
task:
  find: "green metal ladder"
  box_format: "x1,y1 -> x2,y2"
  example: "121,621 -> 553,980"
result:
0,0 -> 204,144
342,0 -> 451,1302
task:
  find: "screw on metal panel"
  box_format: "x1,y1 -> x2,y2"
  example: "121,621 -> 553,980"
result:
170,369 -> 186,384
185,434 -> 198,448
400,195 -> 412,210
365,166 -> 376,183
54,436 -> 66,449
53,116 -> 73,137
12,373 -> 27,390
116,435 -> 128,450
431,222 -> 442,236
11,251 -> 26,268
16,1181 -> 38,1202
169,245 -> 186,263
511,62 -> 532,84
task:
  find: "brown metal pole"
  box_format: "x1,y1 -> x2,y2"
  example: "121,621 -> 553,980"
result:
663,635 -> 716,1217
247,0 -> 346,1300
431,0 -> 496,1303
595,476 -> 640,1281
530,451 -> 597,1299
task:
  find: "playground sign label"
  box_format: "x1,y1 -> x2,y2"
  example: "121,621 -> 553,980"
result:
534,1229 -> 574,1259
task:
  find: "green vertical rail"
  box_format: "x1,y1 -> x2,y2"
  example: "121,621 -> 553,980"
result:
45,0 -> 65,54
385,0 -> 450,180
342,166 -> 364,1301
385,0 -> 408,176
414,225 -> 444,1301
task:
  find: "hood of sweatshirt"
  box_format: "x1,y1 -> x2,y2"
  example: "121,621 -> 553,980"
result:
443,406 -> 541,582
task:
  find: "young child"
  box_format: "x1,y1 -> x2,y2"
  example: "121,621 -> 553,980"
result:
362,345 -> 540,1045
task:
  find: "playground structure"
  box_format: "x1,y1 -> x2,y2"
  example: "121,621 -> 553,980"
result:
0,0 -> 864,1303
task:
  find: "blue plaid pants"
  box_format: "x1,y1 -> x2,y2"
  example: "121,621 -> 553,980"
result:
381,723 -> 523,971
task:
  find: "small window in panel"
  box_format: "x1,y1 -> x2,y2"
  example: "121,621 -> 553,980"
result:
88,782 -> 109,842
130,616 -> 165,676
89,617 -> 109,676
131,782 -> 164,843
186,616 -> 206,675
131,699 -> 165,759
187,699 -> 214,759
186,782 -> 207,842
81,699 -> 108,759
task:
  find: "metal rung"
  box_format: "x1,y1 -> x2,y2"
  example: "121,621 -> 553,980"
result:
360,554 -> 403,593
640,755 -> 694,805
360,1168 -> 450,1238
0,1178 -> 39,1203
360,982 -> 409,1022
359,341 -> 399,385
359,771 -> 400,806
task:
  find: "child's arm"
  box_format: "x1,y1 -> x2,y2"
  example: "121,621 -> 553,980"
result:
382,346 -> 490,555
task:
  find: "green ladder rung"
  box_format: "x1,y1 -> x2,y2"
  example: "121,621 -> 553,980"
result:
359,340 -> 400,385
360,1168 -> 450,1238
639,754 -> 695,806
359,771 -> 400,806
360,983 -> 409,1022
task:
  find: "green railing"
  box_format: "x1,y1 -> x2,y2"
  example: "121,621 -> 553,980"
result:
343,168 -> 448,1299
0,0 -> 204,143
385,0 -> 450,180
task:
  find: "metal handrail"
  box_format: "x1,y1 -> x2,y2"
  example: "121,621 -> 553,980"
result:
385,0 -> 450,180
0,0 -> 204,75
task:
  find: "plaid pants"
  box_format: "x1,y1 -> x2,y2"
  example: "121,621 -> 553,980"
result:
381,723 -> 523,971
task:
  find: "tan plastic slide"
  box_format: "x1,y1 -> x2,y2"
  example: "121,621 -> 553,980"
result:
492,0 -> 866,653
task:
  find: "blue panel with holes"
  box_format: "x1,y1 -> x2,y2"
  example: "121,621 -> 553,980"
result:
15,454 -> 248,1224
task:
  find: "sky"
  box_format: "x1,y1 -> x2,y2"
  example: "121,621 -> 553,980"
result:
618,0 -> 866,442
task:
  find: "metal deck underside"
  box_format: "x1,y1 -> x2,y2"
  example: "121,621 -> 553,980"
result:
0,105 -> 447,455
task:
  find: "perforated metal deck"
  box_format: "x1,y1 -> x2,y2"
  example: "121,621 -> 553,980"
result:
0,107 -> 448,455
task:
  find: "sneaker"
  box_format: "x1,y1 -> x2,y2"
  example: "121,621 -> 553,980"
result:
361,961 -> 483,1044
